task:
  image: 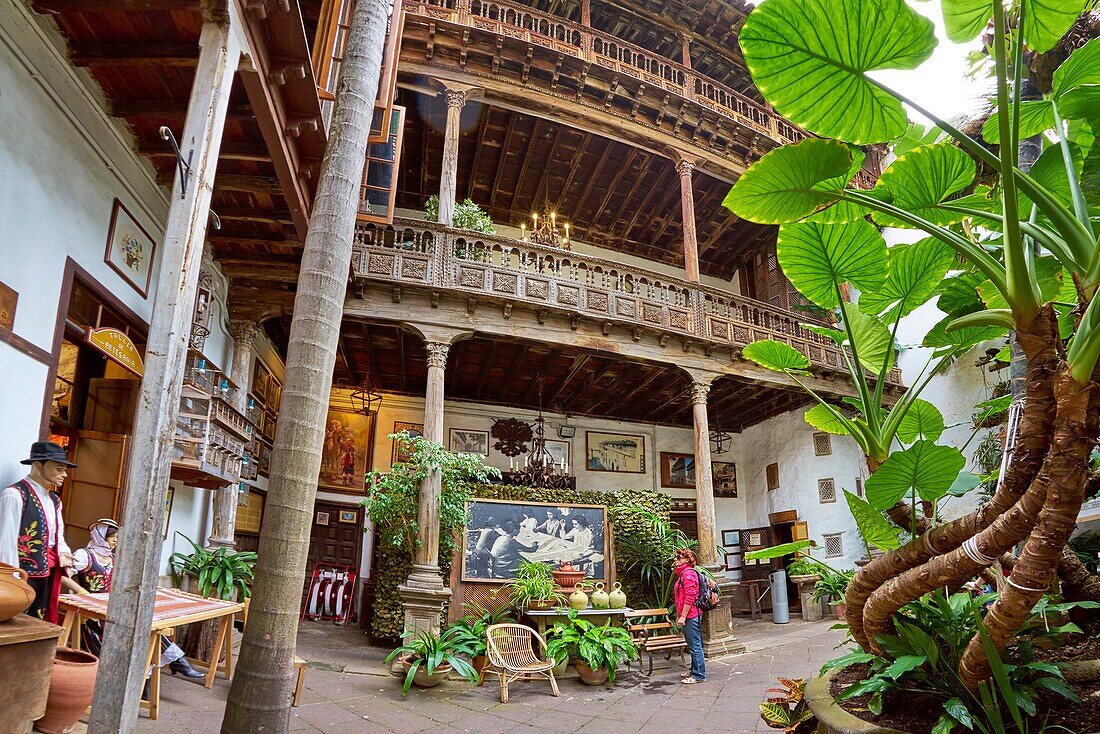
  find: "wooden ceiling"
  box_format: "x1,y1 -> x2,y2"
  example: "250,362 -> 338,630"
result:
395,87 -> 775,280
266,317 -> 809,430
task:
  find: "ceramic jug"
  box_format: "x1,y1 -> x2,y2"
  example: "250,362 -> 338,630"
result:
609,581 -> 627,609
0,562 -> 35,622
590,581 -> 609,609
569,583 -> 589,611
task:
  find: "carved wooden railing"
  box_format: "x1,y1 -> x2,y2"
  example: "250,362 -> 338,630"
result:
404,0 -> 808,145
352,218 -> 902,383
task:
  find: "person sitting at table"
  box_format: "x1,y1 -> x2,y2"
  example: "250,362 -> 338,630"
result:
61,518 -> 204,682
534,509 -> 563,538
488,520 -> 537,578
560,516 -> 599,572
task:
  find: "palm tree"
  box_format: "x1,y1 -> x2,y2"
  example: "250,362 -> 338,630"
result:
219,0 -> 390,730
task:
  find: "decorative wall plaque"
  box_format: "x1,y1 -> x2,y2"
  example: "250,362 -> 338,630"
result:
491,417 -> 533,457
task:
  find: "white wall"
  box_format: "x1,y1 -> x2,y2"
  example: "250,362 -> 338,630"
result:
158,480 -> 215,582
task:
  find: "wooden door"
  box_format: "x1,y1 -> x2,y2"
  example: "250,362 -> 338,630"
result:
306,502 -> 364,579
671,512 -> 698,543
83,378 -> 138,434
62,431 -> 128,548
739,526 -> 776,581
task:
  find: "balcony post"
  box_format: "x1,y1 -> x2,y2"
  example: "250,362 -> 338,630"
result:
207,320 -> 261,549
686,372 -> 745,657
438,87 -> 468,227
676,157 -> 700,283
89,14 -> 244,733
679,31 -> 691,69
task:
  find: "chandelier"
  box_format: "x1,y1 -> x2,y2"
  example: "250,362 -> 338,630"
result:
709,412 -> 732,454
350,366 -> 383,416
510,383 -> 573,489
519,203 -> 571,250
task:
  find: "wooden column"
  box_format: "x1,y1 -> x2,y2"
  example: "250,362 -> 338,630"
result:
437,89 -> 467,227
690,380 -> 717,565
580,0 -> 591,26
207,320 -> 260,548
680,32 -> 692,69
677,158 -> 700,283
89,16 -> 243,734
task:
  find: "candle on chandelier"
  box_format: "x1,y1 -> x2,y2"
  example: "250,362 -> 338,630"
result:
520,223 -> 526,241
550,212 -> 556,226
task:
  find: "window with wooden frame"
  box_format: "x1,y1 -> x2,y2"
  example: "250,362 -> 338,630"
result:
818,478 -> 836,503
813,432 -> 832,456
358,105 -> 406,224
766,462 -> 780,491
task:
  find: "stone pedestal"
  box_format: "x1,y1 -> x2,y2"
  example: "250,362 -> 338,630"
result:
392,576 -> 451,675
791,575 -> 822,622
702,571 -> 745,657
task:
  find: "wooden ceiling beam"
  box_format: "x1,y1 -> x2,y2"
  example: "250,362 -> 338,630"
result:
592,365 -> 667,416
488,116 -> 519,213
110,99 -> 253,119
513,118 -> 543,213
573,140 -> 614,229
473,341 -> 498,400
70,43 -> 197,67
640,385 -> 689,422
466,108 -> 495,200
520,348 -> 561,404
588,148 -> 639,230
33,0 -> 194,10
220,264 -> 300,283
337,336 -> 357,385
360,322 -> 384,391
562,358 -> 617,412
139,140 -> 272,163
499,344 -> 531,399
214,208 -> 295,226
398,328 -> 409,392
546,353 -> 590,409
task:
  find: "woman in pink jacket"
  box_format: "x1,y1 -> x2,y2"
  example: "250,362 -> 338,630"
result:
673,548 -> 705,684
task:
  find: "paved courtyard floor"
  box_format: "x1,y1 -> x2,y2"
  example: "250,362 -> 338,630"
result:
118,616 -> 845,734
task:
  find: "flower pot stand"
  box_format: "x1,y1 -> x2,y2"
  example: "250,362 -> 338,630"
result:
789,575 -> 822,622
0,615 -> 63,733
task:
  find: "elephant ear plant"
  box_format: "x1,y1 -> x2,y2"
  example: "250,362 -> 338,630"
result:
726,0 -> 1100,697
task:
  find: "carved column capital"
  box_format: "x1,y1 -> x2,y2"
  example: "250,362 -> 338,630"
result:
425,341 -> 450,370
690,381 -> 710,405
676,158 -> 695,179
444,89 -> 467,111
228,319 -> 261,349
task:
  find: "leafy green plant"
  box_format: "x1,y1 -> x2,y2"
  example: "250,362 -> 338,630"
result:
760,677 -> 814,732
812,569 -> 855,606
1069,531 -> 1100,575
507,560 -> 563,609
384,627 -> 480,695
786,558 -> 819,577
448,604 -> 514,658
543,609 -> 638,683
424,195 -> 496,233
168,534 -> 256,601
613,507 -> 699,609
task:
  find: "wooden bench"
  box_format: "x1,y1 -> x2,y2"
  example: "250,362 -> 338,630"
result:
623,608 -> 687,676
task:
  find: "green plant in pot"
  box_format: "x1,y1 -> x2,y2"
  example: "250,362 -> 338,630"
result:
508,560 -> 563,611
168,534 -> 256,601
448,605 -> 514,684
811,569 -> 855,618
544,609 -> 638,686
384,627 -> 480,695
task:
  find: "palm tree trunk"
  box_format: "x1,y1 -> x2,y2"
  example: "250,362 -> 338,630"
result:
218,0 -> 388,729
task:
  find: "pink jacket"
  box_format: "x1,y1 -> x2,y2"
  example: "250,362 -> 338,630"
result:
674,564 -> 701,620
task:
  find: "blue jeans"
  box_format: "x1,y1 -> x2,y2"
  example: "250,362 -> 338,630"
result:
683,616 -> 705,681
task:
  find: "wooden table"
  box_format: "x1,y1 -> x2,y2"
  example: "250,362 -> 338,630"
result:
0,615 -> 63,734
524,607 -> 633,636
58,588 -> 244,720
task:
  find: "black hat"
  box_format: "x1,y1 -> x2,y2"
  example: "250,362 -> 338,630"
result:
20,441 -> 77,467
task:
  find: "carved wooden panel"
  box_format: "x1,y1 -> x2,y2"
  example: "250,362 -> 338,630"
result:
458,266 -> 486,289
525,278 -> 549,300
492,272 -> 518,294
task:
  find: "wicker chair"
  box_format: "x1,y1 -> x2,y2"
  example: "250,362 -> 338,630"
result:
484,623 -> 560,703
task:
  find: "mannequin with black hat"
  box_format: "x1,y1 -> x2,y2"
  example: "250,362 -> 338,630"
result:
0,441 -> 76,623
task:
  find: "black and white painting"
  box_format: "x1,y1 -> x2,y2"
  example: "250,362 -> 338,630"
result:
461,498 -> 608,582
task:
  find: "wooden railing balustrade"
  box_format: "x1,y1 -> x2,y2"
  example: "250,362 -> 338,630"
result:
352,218 -> 902,383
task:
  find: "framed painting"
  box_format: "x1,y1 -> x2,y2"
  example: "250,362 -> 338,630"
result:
338,509 -> 358,524
392,421 -> 424,463
449,428 -> 489,456
461,498 -> 609,583
724,551 -> 742,572
713,461 -> 738,498
319,409 -> 374,493
721,529 -> 740,547
584,431 -> 645,473
660,452 -> 695,489
315,511 -> 330,526
544,439 -> 570,469
104,199 -> 156,298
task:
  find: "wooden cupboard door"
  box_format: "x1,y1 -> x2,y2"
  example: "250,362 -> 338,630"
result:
83,379 -> 138,434
63,432 -> 128,549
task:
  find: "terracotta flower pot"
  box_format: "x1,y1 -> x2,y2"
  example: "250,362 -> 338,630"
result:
832,602 -> 847,619
472,654 -> 489,686
552,565 -> 586,591
0,562 -> 35,622
402,656 -> 451,688
575,661 -> 609,686
35,647 -> 99,734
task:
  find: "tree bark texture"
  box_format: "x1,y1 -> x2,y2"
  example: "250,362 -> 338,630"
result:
218,0 -> 387,729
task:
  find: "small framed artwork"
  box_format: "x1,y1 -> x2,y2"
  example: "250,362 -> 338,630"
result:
392,421 -> 424,463
721,529 -> 739,547
104,198 -> 157,298
338,509 -> 358,524
585,431 -> 646,473
162,487 -> 175,539
449,428 -> 489,456
713,461 -> 737,498
724,552 -> 742,571
544,439 -> 570,468
660,452 -> 696,489
315,511 -> 330,526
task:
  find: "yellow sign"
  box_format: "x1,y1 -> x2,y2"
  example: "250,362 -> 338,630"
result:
84,327 -> 144,377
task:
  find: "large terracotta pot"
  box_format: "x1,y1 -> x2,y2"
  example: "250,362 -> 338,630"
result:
35,648 -> 99,734
552,564 -> 586,591
575,661 -> 609,686
472,654 -> 489,686
0,562 -> 35,622
402,656 -> 451,688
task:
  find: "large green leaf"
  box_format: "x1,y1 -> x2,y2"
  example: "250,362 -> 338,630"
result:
723,139 -> 862,224
896,399 -> 945,443
745,539 -> 813,561
936,271 -> 986,317
924,314 -> 1008,350
978,258 -> 1065,308
859,238 -> 956,319
1022,143 -> 1083,211
864,441 -> 966,510
739,0 -> 937,145
843,304 -> 895,376
777,220 -> 888,309
1058,85 -> 1100,122
871,144 -> 976,227
980,100 -> 1055,145
1023,0 -> 1089,55
844,490 -> 901,551
941,0 -> 992,43
1052,38 -> 1100,98
1084,134 -> 1100,208
742,340 -> 812,373
804,403 -> 852,435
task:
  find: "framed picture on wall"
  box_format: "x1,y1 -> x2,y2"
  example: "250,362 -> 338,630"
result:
585,431 -> 645,473
338,509 -> 358,524
660,452 -> 696,489
319,409 -> 374,494
713,461 -> 738,498
449,428 -> 489,456
724,551 -> 742,571
315,511 -> 330,526
392,421 -> 424,463
544,439 -> 570,468
104,198 -> 157,298
721,529 -> 739,547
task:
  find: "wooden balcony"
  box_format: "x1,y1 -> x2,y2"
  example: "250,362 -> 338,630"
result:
351,218 -> 902,384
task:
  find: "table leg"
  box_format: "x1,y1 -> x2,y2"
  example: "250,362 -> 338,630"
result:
205,615 -> 228,688
143,634 -> 160,721
57,610 -> 77,649
222,615 -> 235,679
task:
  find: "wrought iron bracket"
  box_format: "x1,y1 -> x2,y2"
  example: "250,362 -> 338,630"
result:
159,126 -> 193,199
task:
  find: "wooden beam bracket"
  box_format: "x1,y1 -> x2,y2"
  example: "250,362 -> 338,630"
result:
392,286 -> 403,303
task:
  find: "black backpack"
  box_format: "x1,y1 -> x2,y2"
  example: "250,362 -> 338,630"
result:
694,569 -> 720,611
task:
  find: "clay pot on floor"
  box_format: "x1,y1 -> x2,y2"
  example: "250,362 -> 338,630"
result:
472,654 -> 489,686
402,656 -> 451,688
832,602 -> 847,619
0,562 -> 35,622
575,661 -> 609,686
35,647 -> 99,734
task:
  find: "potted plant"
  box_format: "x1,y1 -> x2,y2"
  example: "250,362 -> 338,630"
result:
508,560 -> 563,611
168,534 -> 256,658
448,605 -> 514,684
786,558 -> 823,622
544,609 -> 638,686
811,569 -> 855,619
383,627 -> 480,695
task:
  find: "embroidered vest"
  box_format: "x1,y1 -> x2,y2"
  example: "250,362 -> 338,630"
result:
75,550 -> 112,593
14,480 -> 58,578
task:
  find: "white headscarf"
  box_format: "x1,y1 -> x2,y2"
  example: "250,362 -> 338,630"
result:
87,520 -> 117,561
